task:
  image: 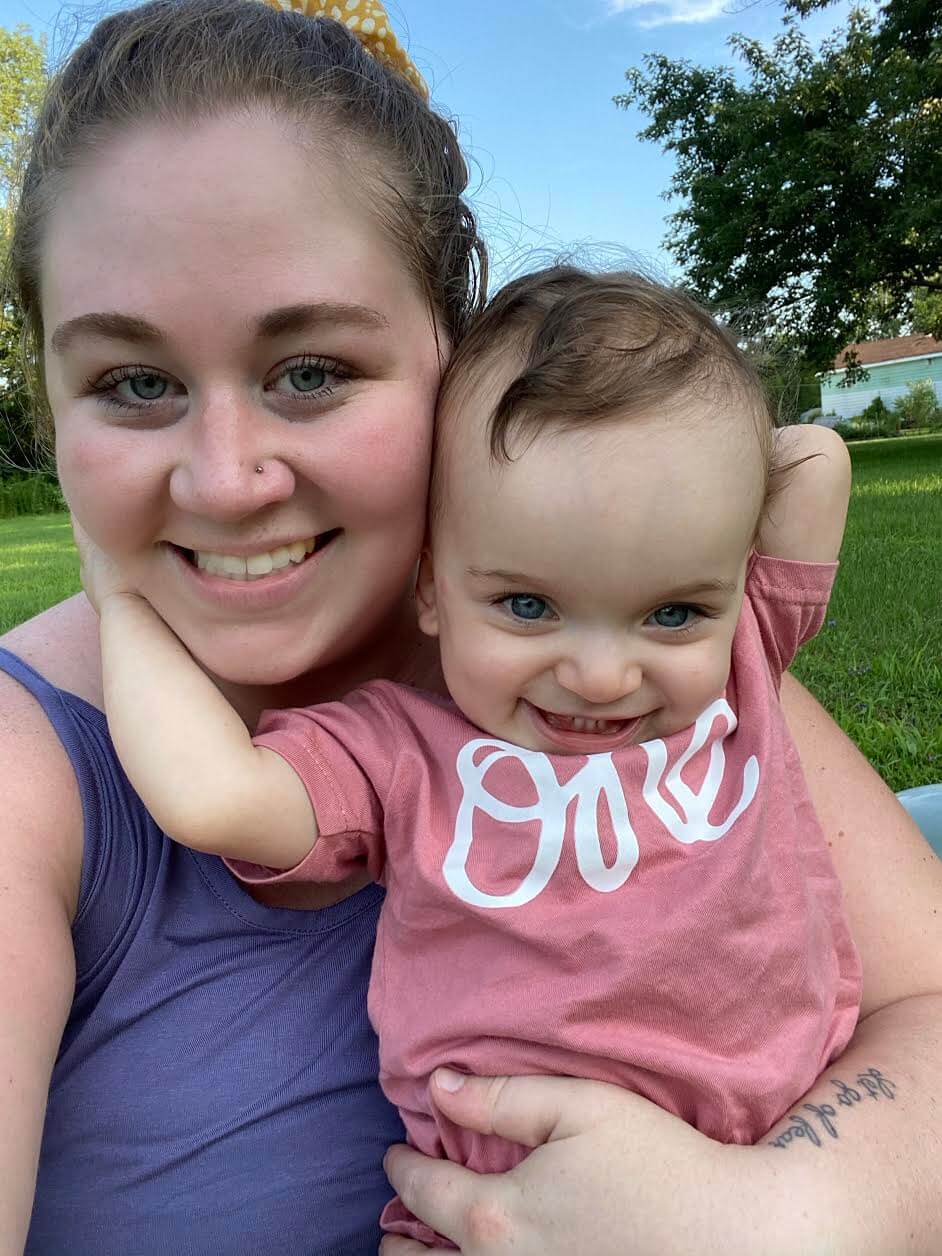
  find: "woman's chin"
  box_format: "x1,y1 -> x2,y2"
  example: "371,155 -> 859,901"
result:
177,622 -> 343,691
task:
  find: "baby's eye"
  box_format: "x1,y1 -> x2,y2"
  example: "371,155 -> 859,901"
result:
649,604 -> 697,630
505,594 -> 552,621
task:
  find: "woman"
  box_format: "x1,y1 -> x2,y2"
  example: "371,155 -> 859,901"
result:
1,2 -> 940,1252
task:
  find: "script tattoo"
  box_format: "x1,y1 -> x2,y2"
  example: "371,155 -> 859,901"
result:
767,1069 -> 897,1150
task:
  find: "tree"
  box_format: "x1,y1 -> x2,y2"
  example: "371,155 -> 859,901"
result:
911,287 -> 942,338
0,24 -> 47,474
615,0 -> 942,373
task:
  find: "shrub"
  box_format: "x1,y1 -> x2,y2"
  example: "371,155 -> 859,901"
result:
892,379 -> 941,431
858,395 -> 898,436
0,475 -> 65,518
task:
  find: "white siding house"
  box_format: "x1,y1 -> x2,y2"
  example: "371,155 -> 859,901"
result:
819,334 -> 942,420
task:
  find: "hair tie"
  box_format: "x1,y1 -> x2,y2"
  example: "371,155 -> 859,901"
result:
263,0 -> 429,100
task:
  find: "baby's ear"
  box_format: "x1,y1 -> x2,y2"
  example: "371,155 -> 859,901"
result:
415,548 -> 439,637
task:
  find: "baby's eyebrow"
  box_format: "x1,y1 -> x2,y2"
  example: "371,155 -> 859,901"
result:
466,567 -> 533,584
655,579 -> 739,600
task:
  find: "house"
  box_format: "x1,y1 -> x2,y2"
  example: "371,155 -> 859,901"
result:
818,334 -> 942,421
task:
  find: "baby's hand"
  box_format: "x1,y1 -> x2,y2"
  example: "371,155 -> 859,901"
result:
72,519 -> 140,613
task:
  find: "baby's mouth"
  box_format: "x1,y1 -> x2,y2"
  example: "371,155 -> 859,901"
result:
541,711 -> 628,734
175,528 -> 341,581
526,702 -> 649,748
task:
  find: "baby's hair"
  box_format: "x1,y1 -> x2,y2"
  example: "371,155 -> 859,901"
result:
440,265 -> 773,463
6,0 -> 488,442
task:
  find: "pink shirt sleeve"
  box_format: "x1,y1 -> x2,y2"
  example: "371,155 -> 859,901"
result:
226,685 -> 399,887
746,552 -> 837,687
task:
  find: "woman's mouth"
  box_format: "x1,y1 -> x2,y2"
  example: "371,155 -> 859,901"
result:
174,529 -> 342,581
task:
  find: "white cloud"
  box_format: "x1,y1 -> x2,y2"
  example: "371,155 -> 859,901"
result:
606,0 -> 731,28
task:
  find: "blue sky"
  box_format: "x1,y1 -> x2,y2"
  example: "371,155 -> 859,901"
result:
1,0 -> 855,282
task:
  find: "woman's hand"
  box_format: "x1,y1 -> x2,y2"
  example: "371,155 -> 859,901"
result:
71,519 -> 139,613
380,1070 -> 822,1256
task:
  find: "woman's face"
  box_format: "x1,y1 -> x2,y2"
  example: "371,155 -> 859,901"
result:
42,110 -> 442,685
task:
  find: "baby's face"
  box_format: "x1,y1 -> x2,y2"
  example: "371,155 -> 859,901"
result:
418,402 -> 764,754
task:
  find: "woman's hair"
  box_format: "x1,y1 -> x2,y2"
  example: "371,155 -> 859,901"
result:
8,0 -> 488,439
438,265 -> 773,467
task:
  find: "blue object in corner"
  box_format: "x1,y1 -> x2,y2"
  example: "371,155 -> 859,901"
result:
898,785 -> 942,859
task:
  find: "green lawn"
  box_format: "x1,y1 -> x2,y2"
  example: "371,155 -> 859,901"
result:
0,513 -> 81,635
1,433 -> 940,789
790,433 -> 941,791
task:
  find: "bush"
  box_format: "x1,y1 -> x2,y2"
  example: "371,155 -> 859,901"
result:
892,379 -> 942,431
858,395 -> 899,436
833,420 -> 892,443
0,475 -> 65,518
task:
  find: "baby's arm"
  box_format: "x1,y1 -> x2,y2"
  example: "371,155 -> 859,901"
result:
757,424 -> 851,563
98,591 -> 316,867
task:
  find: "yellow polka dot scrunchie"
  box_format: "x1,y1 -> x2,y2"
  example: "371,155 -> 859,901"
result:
263,0 -> 429,99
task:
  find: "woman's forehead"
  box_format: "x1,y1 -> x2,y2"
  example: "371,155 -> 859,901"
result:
40,109 -> 426,333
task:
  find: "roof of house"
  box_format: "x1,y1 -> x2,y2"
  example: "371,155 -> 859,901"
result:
833,333 -> 942,369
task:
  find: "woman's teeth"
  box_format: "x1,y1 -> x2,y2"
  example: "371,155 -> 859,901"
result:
194,537 -> 315,581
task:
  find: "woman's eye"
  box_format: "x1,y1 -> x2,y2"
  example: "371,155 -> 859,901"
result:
267,356 -> 345,400
120,372 -> 167,402
649,604 -> 696,630
287,364 -> 327,393
505,594 -> 551,621
89,366 -> 182,413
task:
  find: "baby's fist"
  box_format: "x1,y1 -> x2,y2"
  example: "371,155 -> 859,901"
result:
72,519 -> 139,613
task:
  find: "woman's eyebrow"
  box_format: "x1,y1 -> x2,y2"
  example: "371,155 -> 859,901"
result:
49,301 -> 390,355
50,312 -> 161,354
255,302 -> 390,338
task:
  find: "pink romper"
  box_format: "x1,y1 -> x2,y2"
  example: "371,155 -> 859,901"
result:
232,554 -> 862,1243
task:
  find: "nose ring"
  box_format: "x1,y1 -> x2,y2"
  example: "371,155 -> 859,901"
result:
254,463 -> 264,475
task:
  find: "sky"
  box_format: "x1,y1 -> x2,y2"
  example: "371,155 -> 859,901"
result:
0,0 -> 856,284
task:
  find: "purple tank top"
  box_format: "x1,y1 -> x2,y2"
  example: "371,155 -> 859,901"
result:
0,648 -> 404,1255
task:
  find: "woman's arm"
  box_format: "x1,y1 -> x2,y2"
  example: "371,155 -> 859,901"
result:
382,680 -> 942,1255
0,676 -> 82,1255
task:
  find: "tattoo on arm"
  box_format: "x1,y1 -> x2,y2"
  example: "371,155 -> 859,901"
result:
768,1068 -> 897,1150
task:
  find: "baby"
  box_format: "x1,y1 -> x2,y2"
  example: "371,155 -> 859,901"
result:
85,266 -> 860,1244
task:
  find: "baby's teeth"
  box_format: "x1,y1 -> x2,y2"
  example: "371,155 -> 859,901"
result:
246,552 -> 274,576
288,541 -> 307,564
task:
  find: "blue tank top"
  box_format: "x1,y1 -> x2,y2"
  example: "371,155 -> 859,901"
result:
0,648 -> 404,1255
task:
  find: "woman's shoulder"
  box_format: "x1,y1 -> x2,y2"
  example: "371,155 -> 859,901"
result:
1,592 -> 103,707
0,595 -> 101,912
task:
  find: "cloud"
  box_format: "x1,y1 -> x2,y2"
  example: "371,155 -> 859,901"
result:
606,0 -> 731,28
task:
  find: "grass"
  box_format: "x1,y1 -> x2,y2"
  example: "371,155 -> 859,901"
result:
790,433 -> 942,791
0,513 -> 81,635
1,433 -> 940,789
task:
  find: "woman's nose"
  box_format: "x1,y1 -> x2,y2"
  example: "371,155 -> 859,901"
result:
553,647 -> 643,707
169,395 -> 296,520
